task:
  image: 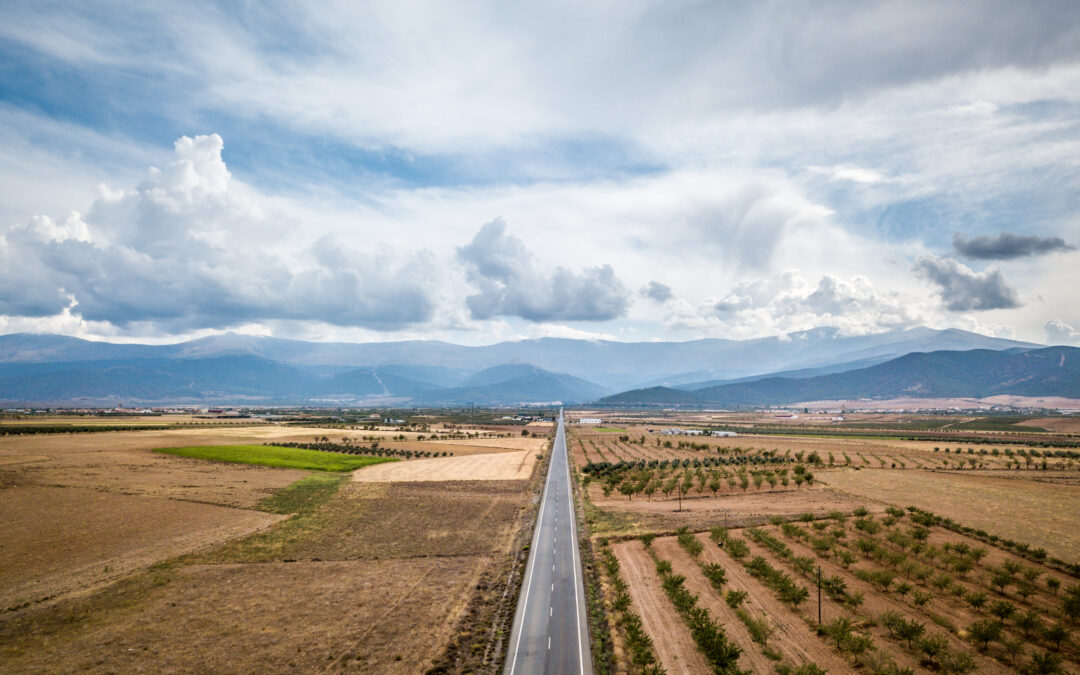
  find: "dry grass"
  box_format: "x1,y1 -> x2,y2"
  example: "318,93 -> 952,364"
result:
0,558 -> 480,673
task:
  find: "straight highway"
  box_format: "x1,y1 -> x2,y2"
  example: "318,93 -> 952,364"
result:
504,411 -> 592,675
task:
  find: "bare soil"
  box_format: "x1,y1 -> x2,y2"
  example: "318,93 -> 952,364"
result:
590,485 -> 881,533
612,539 -> 710,674
0,485 -> 282,612
656,537 -> 852,673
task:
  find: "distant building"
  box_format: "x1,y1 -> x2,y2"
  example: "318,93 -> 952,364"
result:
578,418 -> 602,424
710,430 -> 738,438
661,428 -> 703,436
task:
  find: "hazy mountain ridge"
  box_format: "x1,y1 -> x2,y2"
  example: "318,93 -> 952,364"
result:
0,329 -> 1052,406
600,346 -> 1080,408
0,327 -> 1039,391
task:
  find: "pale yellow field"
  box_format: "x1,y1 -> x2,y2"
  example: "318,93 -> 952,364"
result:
352,449 -> 539,482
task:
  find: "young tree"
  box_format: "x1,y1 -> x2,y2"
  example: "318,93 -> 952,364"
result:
1016,609 -> 1043,638
896,618 -> 926,649
967,619 -> 1002,651
989,600 -> 1016,623
1043,623 -> 1070,651
1027,651 -> 1064,675
919,633 -> 949,669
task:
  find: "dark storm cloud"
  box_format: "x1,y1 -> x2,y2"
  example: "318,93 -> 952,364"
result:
953,231 -> 1075,260
458,219 -> 629,322
913,255 -> 1021,311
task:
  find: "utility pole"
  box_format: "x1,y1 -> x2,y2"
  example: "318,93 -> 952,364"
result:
817,566 -> 822,626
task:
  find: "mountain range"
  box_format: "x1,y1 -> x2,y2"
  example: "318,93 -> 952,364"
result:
599,346 -> 1080,408
0,327 -> 1055,407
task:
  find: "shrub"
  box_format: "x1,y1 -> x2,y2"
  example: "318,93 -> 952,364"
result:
725,537 -> 750,560
725,589 -> 748,608
700,563 -> 726,591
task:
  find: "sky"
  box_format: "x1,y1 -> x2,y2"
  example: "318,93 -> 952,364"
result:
1,1 -> 1079,346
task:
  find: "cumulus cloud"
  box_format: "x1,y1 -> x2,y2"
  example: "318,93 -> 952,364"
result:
458,218 -> 629,322
682,271 -> 924,336
913,255 -> 1021,311
641,281 -> 673,303
953,231 -> 1075,260
0,134 -> 436,331
1045,319 -> 1080,345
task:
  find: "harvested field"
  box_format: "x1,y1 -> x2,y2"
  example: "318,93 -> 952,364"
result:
353,449 -> 538,482
821,469 -> 1080,560
0,485 -> 282,611
200,479 -> 529,562
0,557 -> 479,674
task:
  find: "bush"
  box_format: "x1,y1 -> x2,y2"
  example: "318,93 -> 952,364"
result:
700,562 -> 726,591
725,589 -> 748,608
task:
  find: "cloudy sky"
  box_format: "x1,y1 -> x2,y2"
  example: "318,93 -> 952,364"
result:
2,1 -> 1079,346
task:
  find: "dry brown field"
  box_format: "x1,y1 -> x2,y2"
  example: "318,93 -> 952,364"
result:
0,486 -> 282,612
822,469 -> 1080,562
0,414 -> 253,426
588,484 -> 880,534
0,423 -> 542,673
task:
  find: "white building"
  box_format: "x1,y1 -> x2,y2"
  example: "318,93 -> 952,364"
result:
711,430 -> 738,438
578,417 -> 603,424
661,428 -> 703,436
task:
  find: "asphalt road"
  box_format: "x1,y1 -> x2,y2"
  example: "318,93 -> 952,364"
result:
504,411 -> 592,675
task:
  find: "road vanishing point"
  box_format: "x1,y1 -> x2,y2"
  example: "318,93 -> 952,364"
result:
504,410 -> 592,675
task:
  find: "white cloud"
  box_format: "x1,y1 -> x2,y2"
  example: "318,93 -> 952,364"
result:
0,134 -> 439,332
458,218 -> 629,322
1045,319 -> 1080,345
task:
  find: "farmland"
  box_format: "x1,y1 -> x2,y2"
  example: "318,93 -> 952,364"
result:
0,421 -> 548,673
572,413 -> 1080,674
154,444 -> 399,471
